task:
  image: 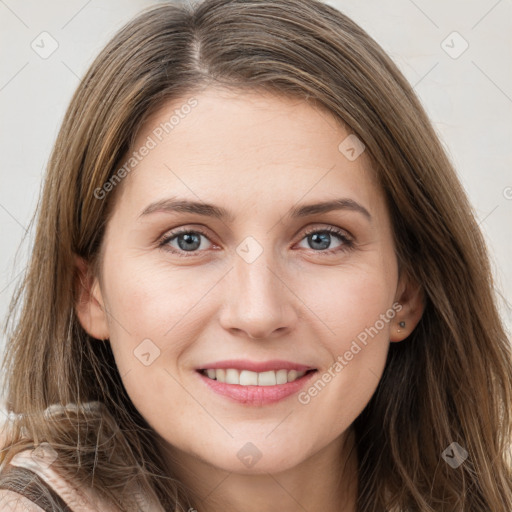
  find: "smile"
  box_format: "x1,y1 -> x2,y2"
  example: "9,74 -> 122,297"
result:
195,360 -> 318,405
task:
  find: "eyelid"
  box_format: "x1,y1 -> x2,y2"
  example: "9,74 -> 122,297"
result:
300,224 -> 353,241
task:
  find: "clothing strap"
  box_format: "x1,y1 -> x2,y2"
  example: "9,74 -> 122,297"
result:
0,463 -> 73,511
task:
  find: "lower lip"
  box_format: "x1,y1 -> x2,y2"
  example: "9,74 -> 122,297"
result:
196,370 -> 318,405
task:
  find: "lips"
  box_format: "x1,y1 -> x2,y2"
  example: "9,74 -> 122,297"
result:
195,359 -> 318,405
197,359 -> 315,373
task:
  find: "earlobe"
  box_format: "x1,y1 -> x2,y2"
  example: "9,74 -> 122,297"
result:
390,272 -> 425,343
74,254 -> 110,341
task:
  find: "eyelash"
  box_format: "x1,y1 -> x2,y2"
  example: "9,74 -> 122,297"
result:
157,225 -> 355,258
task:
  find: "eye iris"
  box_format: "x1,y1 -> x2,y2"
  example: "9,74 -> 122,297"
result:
309,232 -> 331,250
177,233 -> 201,251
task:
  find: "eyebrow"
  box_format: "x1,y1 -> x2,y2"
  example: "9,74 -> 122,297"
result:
138,197 -> 372,222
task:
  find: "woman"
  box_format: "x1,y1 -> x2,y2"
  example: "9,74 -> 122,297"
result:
1,0 -> 511,510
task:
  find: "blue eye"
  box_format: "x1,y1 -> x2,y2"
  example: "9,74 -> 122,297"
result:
298,226 -> 353,253
158,226 -> 354,257
159,228 -> 213,255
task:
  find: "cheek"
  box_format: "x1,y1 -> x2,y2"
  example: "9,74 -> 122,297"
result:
100,257 -> 203,423
104,250 -> 201,330
294,263 -> 396,433
101,252 -> 224,376
303,260 -> 396,343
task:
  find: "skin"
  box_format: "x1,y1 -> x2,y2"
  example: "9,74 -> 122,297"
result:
76,87 -> 423,512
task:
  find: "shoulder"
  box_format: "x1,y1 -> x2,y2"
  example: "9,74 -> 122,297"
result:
0,489 -> 46,511
2,447 -> 125,512
1,447 -> 102,512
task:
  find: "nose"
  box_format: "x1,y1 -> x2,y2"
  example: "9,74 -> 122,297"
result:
218,250 -> 299,340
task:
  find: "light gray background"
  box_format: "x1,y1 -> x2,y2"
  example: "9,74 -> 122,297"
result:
1,1 -> 511,414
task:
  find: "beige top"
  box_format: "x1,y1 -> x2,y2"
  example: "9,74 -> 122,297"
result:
0,445 -> 167,511
0,404 -> 166,512
1,444 -> 122,511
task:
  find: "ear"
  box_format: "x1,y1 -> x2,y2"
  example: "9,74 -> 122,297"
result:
389,270 -> 424,342
74,254 -> 110,340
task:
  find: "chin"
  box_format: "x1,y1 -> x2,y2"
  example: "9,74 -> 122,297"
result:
192,435 -> 311,475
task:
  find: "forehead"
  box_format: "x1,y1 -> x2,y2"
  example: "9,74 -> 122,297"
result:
114,87 -> 383,221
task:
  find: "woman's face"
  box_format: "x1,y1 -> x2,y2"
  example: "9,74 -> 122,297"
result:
78,87 -> 417,477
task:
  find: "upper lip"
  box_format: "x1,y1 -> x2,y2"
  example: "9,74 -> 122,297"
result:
197,359 -> 316,373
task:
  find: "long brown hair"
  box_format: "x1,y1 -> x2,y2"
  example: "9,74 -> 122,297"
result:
1,0 -> 511,510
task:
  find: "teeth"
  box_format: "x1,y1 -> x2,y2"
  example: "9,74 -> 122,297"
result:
258,370 -> 276,386
276,369 -> 288,385
202,368 -> 308,385
240,370 -> 258,386
225,369 -> 239,385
